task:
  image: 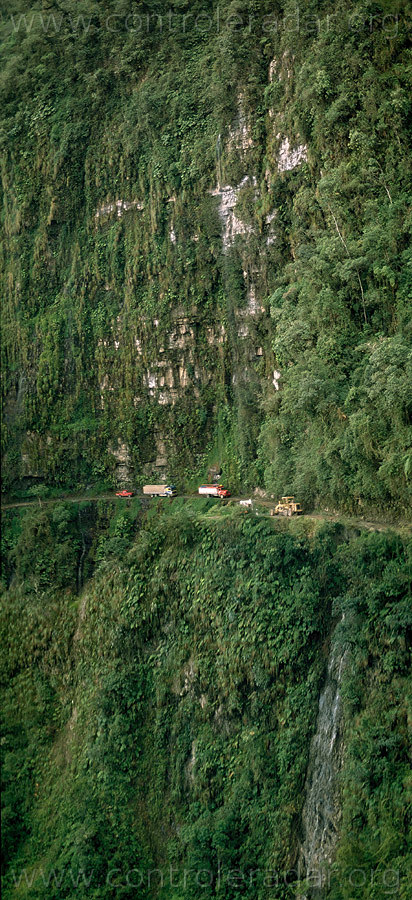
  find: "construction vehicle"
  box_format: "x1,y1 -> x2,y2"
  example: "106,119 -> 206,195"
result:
115,490 -> 134,498
198,484 -> 231,499
273,496 -> 303,516
143,485 -> 176,497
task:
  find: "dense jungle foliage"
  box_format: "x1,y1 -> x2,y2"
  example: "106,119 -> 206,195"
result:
1,4 -> 411,898
1,0 -> 411,513
1,501 -> 411,899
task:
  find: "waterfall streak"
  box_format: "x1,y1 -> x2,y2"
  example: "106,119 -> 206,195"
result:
299,626 -> 347,895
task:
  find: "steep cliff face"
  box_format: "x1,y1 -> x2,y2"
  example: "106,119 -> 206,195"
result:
1,504 -> 411,900
1,1 -> 411,509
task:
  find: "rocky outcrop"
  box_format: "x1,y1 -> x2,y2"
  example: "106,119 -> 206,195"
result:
226,94 -> 253,153
269,50 -> 295,85
272,370 -> 281,391
94,199 -> 144,220
277,137 -> 307,172
108,440 -> 132,484
21,431 -> 50,478
154,435 -> 168,468
209,176 -> 256,251
265,210 -> 277,245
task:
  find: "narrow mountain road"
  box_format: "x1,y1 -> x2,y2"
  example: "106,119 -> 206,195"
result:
1,493 -> 115,510
1,492 -> 410,534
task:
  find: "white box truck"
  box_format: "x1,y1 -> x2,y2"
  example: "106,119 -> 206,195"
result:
143,485 -> 176,497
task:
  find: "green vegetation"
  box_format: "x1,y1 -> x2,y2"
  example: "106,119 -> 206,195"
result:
1,3 -> 411,898
1,0 -> 411,512
1,502 -> 411,898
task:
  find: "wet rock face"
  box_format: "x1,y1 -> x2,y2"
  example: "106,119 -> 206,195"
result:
299,629 -> 347,896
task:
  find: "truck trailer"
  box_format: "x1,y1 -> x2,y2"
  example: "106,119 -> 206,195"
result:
198,484 -> 231,498
143,485 -> 176,497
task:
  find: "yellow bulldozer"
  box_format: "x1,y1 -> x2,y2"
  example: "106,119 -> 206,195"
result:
272,496 -> 303,517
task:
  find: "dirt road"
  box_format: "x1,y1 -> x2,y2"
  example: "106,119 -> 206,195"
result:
2,491 -> 410,534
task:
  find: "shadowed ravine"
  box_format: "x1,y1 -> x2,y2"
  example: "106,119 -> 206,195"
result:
299,622 -> 348,896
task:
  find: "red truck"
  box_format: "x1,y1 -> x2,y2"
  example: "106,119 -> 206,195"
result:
198,484 -> 231,499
